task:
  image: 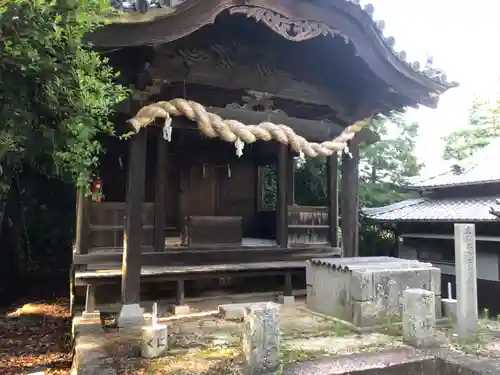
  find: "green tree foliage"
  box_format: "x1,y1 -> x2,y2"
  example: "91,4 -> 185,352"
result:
360,112 -> 423,207
291,112 -> 423,208
0,0 -> 129,195
442,97 -> 500,161
295,156 -> 327,206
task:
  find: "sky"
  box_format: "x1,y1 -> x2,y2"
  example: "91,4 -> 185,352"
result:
370,0 -> 500,175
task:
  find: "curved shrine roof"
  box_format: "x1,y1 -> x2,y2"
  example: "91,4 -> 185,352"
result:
102,0 -> 456,97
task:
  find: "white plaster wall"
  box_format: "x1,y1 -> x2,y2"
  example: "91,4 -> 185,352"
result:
432,253 -> 499,282
399,245 -> 499,282
399,247 -> 418,260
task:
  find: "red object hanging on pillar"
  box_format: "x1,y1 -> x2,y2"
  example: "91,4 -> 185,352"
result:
92,178 -> 102,202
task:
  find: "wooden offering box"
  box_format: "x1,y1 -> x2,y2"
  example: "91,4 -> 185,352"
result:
182,216 -> 243,246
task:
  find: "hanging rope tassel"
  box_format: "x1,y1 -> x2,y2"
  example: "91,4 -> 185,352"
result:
235,138 -> 244,157
343,145 -> 353,158
162,114 -> 172,141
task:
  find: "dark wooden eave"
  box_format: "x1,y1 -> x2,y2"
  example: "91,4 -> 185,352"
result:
89,0 -> 457,109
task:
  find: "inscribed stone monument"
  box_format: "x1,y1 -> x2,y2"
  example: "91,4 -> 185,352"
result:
454,223 -> 478,338
242,302 -> 280,373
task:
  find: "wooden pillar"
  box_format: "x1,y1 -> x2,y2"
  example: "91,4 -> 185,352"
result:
393,225 -> 401,258
286,152 -> 295,205
284,271 -> 293,297
75,189 -> 91,255
326,154 -> 339,248
341,142 -> 360,257
122,128 -> 148,305
276,143 -> 288,247
154,130 -> 168,252
176,279 -> 185,306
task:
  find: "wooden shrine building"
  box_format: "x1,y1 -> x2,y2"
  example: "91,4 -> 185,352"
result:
72,0 -> 456,318
363,138 -> 500,313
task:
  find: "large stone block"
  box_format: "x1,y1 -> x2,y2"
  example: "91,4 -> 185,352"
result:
351,300 -> 387,328
371,267 -> 432,311
306,257 -> 443,330
242,302 -> 280,373
350,270 -> 373,302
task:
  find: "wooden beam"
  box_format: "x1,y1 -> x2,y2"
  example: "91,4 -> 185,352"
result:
75,189 -> 91,255
74,247 -> 340,267
276,143 -> 288,247
122,128 -> 148,304
340,142 -> 360,257
154,129 -> 167,252
206,106 -> 378,144
326,154 -> 339,247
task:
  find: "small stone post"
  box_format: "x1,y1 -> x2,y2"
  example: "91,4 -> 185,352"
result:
454,223 -> 478,338
141,302 -> 168,358
402,288 -> 436,347
242,302 -> 281,373
442,282 -> 457,321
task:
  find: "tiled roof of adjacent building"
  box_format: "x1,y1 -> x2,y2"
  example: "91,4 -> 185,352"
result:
362,196 -> 500,222
407,137 -> 500,189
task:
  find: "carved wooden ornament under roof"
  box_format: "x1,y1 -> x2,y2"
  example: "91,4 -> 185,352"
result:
93,0 -> 458,111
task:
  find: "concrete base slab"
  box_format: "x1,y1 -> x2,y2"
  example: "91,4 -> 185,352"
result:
117,304 -> 145,327
278,295 -> 296,307
72,325 -> 116,375
170,304 -> 190,316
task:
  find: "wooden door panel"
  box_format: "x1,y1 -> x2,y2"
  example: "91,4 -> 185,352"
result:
180,164 -> 216,220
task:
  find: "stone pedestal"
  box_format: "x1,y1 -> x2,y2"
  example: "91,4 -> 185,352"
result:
117,304 -> 145,327
243,302 -> 280,373
278,295 -> 295,307
442,298 -> 457,321
402,289 -> 436,348
141,324 -> 168,358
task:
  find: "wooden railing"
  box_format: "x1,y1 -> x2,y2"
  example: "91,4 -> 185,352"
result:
88,202 -> 155,251
287,205 -> 329,245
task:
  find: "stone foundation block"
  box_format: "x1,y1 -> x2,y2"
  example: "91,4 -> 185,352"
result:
117,304 -> 145,327
243,302 -> 280,373
278,295 -> 295,307
402,289 -> 436,348
170,304 -> 190,315
219,303 -> 250,320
